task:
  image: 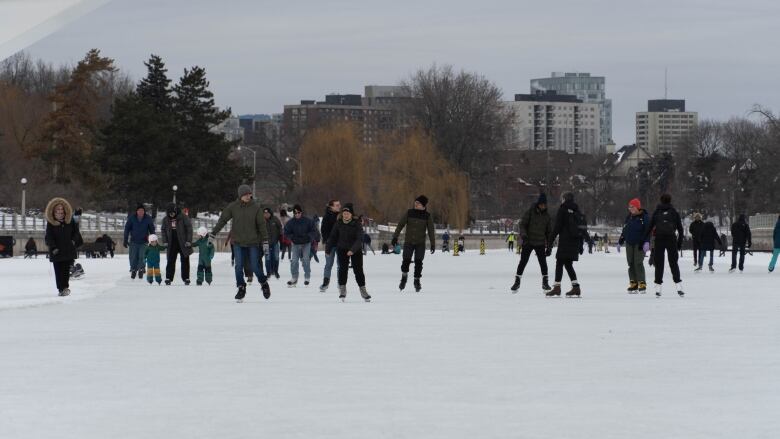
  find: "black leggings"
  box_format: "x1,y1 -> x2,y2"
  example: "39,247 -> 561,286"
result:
554,259 -> 577,283
516,245 -> 548,276
337,249 -> 365,287
52,260 -> 73,292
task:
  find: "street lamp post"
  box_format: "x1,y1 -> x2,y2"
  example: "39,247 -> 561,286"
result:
238,145 -> 257,198
20,178 -> 27,231
286,156 -> 303,188
172,185 -> 178,204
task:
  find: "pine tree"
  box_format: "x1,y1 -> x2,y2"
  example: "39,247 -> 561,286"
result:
137,54 -> 172,112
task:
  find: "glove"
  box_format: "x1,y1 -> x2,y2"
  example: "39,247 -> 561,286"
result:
184,242 -> 191,248
618,236 -> 625,246
545,247 -> 552,257
262,241 -> 269,255
51,248 -> 59,256
123,241 -> 128,248
430,244 -> 435,254
391,237 -> 398,246
642,242 -> 651,253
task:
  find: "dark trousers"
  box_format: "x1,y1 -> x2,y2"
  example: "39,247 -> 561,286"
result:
554,258 -> 577,283
692,244 -> 700,264
401,243 -> 426,278
197,264 -> 213,284
516,245 -> 548,276
234,244 -> 267,287
508,241 -> 514,251
166,241 -> 190,282
731,245 -> 746,270
52,260 -> 72,292
654,239 -> 681,284
337,249 -> 365,286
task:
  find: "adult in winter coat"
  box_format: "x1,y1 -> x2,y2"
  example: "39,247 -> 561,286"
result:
510,193 -> 552,293
646,193 -> 685,296
44,197 -> 84,296
618,198 -> 651,293
696,221 -> 722,272
161,202 -> 193,285
768,216 -> 780,273
326,203 -> 371,302
283,204 -> 317,286
730,214 -> 752,272
547,192 -> 588,297
392,195 -> 436,292
263,207 -> 283,279
688,213 -> 704,267
24,237 -> 37,258
211,184 -> 271,301
319,200 -> 341,292
123,204 -> 155,279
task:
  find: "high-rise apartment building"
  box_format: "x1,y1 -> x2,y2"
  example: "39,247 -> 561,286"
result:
636,99 -> 698,155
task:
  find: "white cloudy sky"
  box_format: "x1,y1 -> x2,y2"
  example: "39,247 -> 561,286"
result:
16,0 -> 780,145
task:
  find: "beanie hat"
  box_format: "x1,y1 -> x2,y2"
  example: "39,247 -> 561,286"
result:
148,234 -> 158,243
263,207 -> 273,215
197,226 -> 208,237
536,193 -> 547,206
342,203 -> 354,214
293,204 -> 303,213
415,195 -> 428,207
238,184 -> 252,198
629,198 -> 641,210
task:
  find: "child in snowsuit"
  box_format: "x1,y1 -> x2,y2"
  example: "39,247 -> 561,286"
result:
193,227 -> 215,285
145,234 -> 166,285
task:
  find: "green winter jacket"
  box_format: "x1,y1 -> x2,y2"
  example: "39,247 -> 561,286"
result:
144,244 -> 166,265
192,237 -> 215,266
393,208 -> 436,247
212,199 -> 268,246
519,206 -> 552,247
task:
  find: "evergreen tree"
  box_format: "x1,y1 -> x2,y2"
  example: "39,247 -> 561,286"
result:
136,54 -> 172,112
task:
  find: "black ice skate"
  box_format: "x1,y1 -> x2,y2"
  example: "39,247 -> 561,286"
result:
510,275 -> 521,293
184,279 -> 191,286
414,278 -> 421,292
261,282 -> 271,299
360,286 -> 371,302
235,285 -> 246,302
319,277 -> 330,293
131,270 -> 137,279
399,273 -> 408,291
165,279 -> 172,286
542,277 -> 551,292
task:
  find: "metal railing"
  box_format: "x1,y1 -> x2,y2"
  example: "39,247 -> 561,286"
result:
0,212 -> 228,233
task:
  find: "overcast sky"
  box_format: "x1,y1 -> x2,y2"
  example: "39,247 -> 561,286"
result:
22,0 -> 780,146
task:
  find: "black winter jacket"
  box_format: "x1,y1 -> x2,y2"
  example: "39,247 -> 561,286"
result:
321,208 -> 339,243
647,203 -> 684,248
327,218 -> 364,254
689,220 -> 704,245
161,204 -> 193,256
44,197 -> 84,263
730,219 -> 752,247
699,222 -> 723,251
550,200 -> 586,261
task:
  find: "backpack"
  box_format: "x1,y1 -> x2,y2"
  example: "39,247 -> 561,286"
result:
655,210 -> 676,237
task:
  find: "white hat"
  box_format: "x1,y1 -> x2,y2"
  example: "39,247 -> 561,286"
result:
148,234 -> 158,243
197,226 -> 208,237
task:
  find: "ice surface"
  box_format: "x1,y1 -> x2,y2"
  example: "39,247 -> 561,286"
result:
1,250 -> 778,438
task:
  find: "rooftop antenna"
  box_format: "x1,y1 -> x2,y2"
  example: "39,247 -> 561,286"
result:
664,67 -> 668,99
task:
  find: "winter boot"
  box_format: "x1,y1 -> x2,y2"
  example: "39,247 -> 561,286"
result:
638,281 -> 647,294
287,278 -> 298,288
261,282 -> 271,299
165,279 -> 172,286
235,285 -> 247,302
131,270 -> 137,279
359,286 -> 371,302
304,278 -> 310,286
184,279 -> 191,286
138,268 -> 145,279
338,285 -> 347,302
399,273 -> 408,291
510,275 -> 521,292
546,284 -> 562,297
274,272 -> 280,279
542,276 -> 551,292
676,282 -> 684,297
627,281 -> 638,293
565,283 -> 581,298
655,283 -> 662,297
197,281 -> 203,286
414,277 -> 422,292
319,277 -> 330,293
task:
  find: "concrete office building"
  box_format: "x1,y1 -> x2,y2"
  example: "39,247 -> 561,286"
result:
636,99 -> 698,155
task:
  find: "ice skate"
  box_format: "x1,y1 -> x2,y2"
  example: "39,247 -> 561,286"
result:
565,284 -> 581,298
676,282 -> 685,297
627,281 -> 638,294
338,285 -> 347,302
546,284 -> 561,297
287,278 -> 298,288
413,277 -> 422,292
638,281 -> 647,294
360,286 -> 371,303
542,277 -> 551,292
655,283 -> 662,297
235,285 -> 246,302
319,277 -> 330,293
510,275 -> 521,293
399,273 -> 408,291
261,282 -> 271,299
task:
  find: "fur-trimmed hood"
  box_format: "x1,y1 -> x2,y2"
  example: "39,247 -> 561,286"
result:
45,197 -> 73,225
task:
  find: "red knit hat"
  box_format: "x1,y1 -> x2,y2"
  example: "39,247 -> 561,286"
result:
629,198 -> 641,209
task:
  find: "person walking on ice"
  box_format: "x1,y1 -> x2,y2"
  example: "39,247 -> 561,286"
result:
510,193 -> 552,293
211,184 -> 271,302
392,195 -> 436,292
44,197 -> 83,297
193,227 -> 215,285
326,203 -> 371,302
618,198 -> 650,293
729,214 -> 752,273
161,202 -> 193,285
123,203 -> 155,280
547,192 -> 588,298
144,234 -> 165,285
646,193 -> 685,297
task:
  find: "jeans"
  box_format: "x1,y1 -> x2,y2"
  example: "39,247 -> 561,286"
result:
265,242 -> 280,276
731,245 -> 746,270
697,249 -> 714,268
129,242 -> 146,271
233,244 -> 266,287
516,245 -> 548,276
290,243 -> 311,280
323,248 -> 337,280
769,249 -> 780,272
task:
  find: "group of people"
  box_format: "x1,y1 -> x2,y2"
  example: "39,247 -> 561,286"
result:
688,213 -> 753,273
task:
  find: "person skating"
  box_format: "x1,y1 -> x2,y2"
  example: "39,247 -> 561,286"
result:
44,197 -> 83,296
279,208 -> 292,260
319,200 -> 341,292
618,198 -> 650,294
442,230 -> 450,252
211,184 -> 271,301
510,193 -> 552,293
695,221 -> 721,272
193,227 -> 215,285
646,194 -> 685,297
123,203 -> 155,279
689,213 -> 704,267
144,234 -> 165,285
729,214 -> 752,273
161,202 -> 193,285
392,195 -> 436,292
506,232 -> 517,252
547,192 -> 588,297
283,204 -> 317,287
326,203 -> 371,302
719,233 -> 728,257
24,237 -> 37,259
263,208 -> 282,279
362,232 -> 375,255
310,217 -> 322,263
768,215 -> 780,273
